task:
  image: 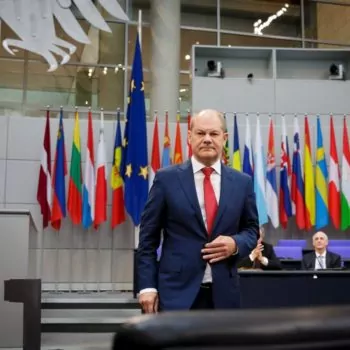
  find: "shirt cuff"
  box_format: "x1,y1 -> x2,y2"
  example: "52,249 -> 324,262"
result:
260,257 -> 268,266
139,288 -> 158,295
232,247 -> 239,255
249,253 -> 254,262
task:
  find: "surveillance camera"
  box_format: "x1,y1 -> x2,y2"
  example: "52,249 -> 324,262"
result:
206,60 -> 224,78
329,63 -> 345,80
330,64 -> 339,76
207,60 -> 216,72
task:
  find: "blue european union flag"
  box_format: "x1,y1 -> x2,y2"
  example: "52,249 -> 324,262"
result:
123,34 -> 148,226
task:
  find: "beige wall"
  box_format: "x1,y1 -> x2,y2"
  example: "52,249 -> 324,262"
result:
317,3 -> 350,47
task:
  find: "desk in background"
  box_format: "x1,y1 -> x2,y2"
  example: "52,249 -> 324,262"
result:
280,259 -> 350,270
240,270 -> 350,308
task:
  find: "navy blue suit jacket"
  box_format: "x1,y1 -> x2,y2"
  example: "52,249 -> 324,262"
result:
137,160 -> 259,310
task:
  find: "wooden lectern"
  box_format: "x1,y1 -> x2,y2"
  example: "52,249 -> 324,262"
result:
0,209 -> 40,349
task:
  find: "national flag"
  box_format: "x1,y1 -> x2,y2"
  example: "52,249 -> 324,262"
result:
120,81 -> 132,182
82,109 -> 95,229
291,116 -> 305,230
187,110 -> 192,159
222,113 -> 230,165
328,115 -> 340,229
232,114 -> 241,171
285,124 -> 292,177
149,113 -> 160,190
94,110 -> 107,228
51,109 -> 67,230
315,117 -> 328,229
242,116 -> 253,178
162,111 -> 171,168
341,116 -> 350,230
254,116 -> 268,225
123,33 -> 149,226
304,116 -> 315,230
37,109 -> 52,228
173,112 -> 183,164
266,118 -> 279,228
67,111 -> 83,225
111,109 -> 126,228
279,116 -> 292,228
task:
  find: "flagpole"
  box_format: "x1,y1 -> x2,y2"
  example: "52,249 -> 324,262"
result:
97,108 -> 104,293
138,9 -> 142,50
110,108 -> 118,293
39,105 -> 50,283
55,229 -> 60,293
83,229 -> 88,293
134,9 -> 143,251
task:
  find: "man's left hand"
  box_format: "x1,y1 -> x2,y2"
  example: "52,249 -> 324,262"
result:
201,235 -> 237,263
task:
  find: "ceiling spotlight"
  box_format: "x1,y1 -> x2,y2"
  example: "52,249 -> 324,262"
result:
185,54 -> 191,60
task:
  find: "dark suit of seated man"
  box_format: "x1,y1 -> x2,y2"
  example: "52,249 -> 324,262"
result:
238,226 -> 282,270
302,231 -> 342,270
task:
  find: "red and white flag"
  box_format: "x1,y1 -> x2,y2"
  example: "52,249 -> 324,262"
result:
149,113 -> 160,190
328,116 -> 340,229
94,110 -> 107,228
37,109 -> 52,228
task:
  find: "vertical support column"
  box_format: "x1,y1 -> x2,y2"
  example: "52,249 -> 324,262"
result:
150,0 -> 180,121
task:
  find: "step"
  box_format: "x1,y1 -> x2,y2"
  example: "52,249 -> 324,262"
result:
40,292 -> 140,332
41,292 -> 139,310
41,333 -> 115,350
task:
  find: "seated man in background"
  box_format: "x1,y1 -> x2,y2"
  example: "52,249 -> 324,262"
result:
302,231 -> 342,270
238,226 -> 282,270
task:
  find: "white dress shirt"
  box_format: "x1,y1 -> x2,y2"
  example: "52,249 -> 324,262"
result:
139,156 -> 222,294
315,252 -> 327,270
192,156 -> 221,283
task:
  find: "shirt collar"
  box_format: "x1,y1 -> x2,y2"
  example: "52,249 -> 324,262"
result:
191,156 -> 221,175
316,251 -> 327,258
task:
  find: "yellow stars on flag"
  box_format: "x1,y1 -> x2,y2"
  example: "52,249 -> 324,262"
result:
131,79 -> 136,91
130,79 -> 144,94
139,166 -> 148,180
122,137 -> 128,148
125,164 -> 148,180
125,164 -> 132,178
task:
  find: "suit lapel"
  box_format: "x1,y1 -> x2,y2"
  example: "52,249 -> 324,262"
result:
177,161 -> 206,233
212,165 -> 235,234
311,253 -> 316,269
326,253 -> 331,269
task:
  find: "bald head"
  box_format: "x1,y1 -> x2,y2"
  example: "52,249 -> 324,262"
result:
190,109 -> 227,132
313,231 -> 328,241
312,231 -> 328,253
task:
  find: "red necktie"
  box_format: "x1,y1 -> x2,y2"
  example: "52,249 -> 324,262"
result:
202,167 -> 218,236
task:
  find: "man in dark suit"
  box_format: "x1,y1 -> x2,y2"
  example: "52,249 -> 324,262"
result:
238,226 -> 281,270
137,109 -> 259,312
302,231 -> 342,270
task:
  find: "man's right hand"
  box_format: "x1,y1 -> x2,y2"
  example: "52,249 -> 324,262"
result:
138,291 -> 159,314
